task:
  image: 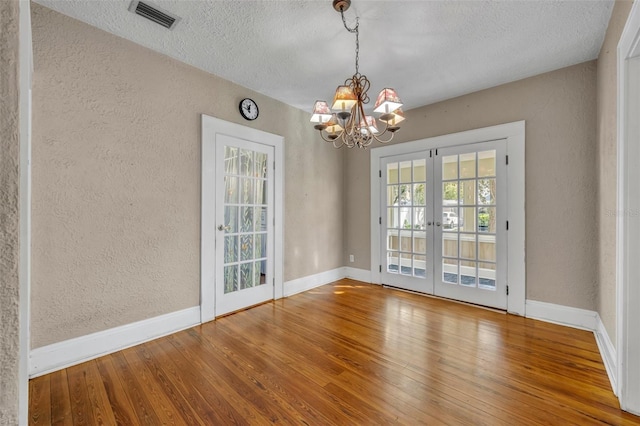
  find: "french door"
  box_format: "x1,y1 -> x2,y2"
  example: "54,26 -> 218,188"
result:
215,136 -> 274,316
381,140 -> 507,309
201,115 -> 283,321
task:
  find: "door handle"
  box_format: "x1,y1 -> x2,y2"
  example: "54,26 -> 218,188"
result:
218,224 -> 231,231
427,221 -> 432,226
436,221 -> 441,227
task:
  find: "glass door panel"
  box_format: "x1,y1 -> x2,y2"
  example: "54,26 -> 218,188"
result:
215,134 -> 273,316
380,152 -> 434,293
434,141 -> 507,309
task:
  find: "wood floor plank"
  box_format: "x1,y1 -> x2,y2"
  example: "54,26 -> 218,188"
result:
30,281 -> 640,425
28,375 -> 51,425
49,369 -> 72,426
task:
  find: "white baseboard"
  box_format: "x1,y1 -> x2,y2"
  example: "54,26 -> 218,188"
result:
525,300 -> 598,331
343,267 -> 372,283
525,300 -> 617,394
595,314 -> 618,394
284,267 -> 346,297
29,306 -> 201,378
284,267 -> 374,297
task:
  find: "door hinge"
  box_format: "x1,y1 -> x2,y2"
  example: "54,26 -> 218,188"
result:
506,285 -> 509,295
379,170 -> 382,178
379,217 -> 382,225
506,155 -> 509,165
506,220 -> 509,230
435,149 -> 438,156
430,150 -> 433,158
379,265 -> 382,273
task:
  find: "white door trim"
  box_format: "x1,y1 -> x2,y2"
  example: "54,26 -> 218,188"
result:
370,121 -> 525,315
201,115 -> 284,323
616,1 -> 640,413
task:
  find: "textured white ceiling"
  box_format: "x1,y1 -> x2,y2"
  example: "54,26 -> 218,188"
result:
34,0 -> 614,112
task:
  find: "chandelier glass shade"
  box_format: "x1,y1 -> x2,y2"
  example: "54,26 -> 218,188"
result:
310,0 -> 405,149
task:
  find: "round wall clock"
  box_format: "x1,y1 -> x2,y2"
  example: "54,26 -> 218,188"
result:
239,98 -> 259,121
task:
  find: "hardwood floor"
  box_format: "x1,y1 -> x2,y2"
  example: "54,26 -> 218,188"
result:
29,280 -> 640,425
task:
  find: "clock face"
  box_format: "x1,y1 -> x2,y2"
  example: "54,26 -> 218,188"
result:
239,98 -> 259,121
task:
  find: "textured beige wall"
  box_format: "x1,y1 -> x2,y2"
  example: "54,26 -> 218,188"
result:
31,4 -> 344,349
346,61 -> 598,310
0,0 -> 21,423
597,0 -> 634,346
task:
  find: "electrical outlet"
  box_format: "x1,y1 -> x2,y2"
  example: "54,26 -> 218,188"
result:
349,254 -> 355,263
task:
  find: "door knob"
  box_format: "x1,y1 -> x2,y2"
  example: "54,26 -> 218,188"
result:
427,221 -> 432,226
436,221 -> 441,227
218,224 -> 231,231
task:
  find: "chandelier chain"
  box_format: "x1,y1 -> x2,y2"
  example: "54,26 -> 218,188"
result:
340,8 -> 359,75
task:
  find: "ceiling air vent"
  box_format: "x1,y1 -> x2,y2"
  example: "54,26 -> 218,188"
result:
128,0 -> 181,30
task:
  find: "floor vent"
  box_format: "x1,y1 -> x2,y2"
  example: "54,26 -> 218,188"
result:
129,0 -> 180,30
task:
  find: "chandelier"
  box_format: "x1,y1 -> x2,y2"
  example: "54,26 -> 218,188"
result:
310,0 -> 405,149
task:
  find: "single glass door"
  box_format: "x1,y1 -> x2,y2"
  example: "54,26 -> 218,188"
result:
215,134 -> 274,316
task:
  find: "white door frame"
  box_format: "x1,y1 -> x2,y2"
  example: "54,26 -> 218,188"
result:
370,121 -> 525,315
616,1 -> 640,413
200,115 -> 284,322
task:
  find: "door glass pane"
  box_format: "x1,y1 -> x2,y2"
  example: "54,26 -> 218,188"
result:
460,207 -> 475,233
240,149 -> 253,176
443,233 -> 458,258
387,185 -> 399,206
443,258 -> 458,284
460,180 -> 475,205
443,155 -> 458,180
460,234 -> 477,260
413,231 -> 426,254
225,176 -> 238,204
225,236 -> 237,263
254,152 -> 268,178
413,207 -> 425,230
225,206 -> 238,233
413,159 -> 426,181
240,206 -> 253,232
479,235 -> 496,262
443,207 -> 459,230
413,184 -> 426,206
224,265 -> 238,294
387,163 -> 398,184
254,233 -> 265,259
387,251 -> 398,273
460,153 -> 476,179
443,182 -> 458,205
478,179 -> 496,205
240,262 -> 254,289
240,234 -> 253,261
460,261 -> 477,287
478,207 -> 496,233
479,262 -> 496,289
478,150 -> 496,178
240,178 -> 253,204
414,255 -> 426,278
399,161 -> 412,183
387,207 -> 398,228
255,207 -> 267,230
254,180 -> 267,205
400,230 -> 412,252
400,253 -> 412,275
387,232 -> 398,250
225,146 -> 238,175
